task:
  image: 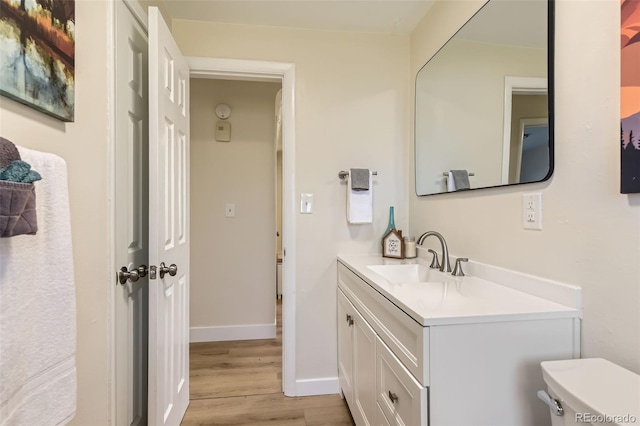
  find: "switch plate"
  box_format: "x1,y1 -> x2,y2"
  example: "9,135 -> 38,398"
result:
225,203 -> 235,217
300,193 -> 313,214
216,121 -> 231,142
523,193 -> 542,230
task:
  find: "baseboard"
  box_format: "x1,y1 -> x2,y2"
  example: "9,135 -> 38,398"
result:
190,323 -> 276,343
295,377 -> 340,396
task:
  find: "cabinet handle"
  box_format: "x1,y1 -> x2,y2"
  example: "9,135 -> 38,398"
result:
346,314 -> 354,326
388,390 -> 399,404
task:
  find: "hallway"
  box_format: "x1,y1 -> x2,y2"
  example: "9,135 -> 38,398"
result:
181,301 -> 355,425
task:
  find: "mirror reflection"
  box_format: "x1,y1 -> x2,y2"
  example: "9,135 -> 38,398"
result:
415,0 -> 553,196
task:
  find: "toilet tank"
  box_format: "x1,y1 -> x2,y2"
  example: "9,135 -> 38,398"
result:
540,358 -> 640,426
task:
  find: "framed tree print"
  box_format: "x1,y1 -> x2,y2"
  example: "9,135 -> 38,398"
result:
621,0 -> 640,193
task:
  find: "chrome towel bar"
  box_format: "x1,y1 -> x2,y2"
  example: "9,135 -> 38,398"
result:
442,172 -> 475,176
339,170 -> 378,180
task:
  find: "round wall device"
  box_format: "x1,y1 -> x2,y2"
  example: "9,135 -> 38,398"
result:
215,103 -> 231,120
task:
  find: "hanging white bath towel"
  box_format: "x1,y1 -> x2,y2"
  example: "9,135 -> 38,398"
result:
0,147 -> 77,426
346,170 -> 373,224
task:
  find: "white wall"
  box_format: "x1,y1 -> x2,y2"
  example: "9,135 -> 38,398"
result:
410,0 -> 640,372
172,21 -> 410,384
190,79 -> 281,336
0,1 -> 111,424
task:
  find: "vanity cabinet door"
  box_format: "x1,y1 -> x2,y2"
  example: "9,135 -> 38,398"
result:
352,306 -> 377,426
377,336 -> 428,426
338,289 -> 354,408
338,288 -> 377,426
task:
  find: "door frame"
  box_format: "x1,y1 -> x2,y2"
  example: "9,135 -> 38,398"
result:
187,57 -> 297,396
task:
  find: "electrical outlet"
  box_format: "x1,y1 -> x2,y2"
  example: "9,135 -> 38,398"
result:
523,193 -> 542,230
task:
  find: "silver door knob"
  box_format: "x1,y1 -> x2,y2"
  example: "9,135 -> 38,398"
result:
159,262 -> 178,279
118,266 -> 139,284
117,265 -> 148,285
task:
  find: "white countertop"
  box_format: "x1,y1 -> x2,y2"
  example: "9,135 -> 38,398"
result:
338,254 -> 581,326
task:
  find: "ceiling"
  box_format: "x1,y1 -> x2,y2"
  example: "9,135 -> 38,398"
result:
457,0 -> 547,48
160,0 -> 436,34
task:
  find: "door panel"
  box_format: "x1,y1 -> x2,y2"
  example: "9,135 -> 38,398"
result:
115,2 -> 149,425
353,307 -> 376,426
337,290 -> 354,407
148,7 -> 190,425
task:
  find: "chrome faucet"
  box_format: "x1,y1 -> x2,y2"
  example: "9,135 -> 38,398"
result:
417,231 -> 451,273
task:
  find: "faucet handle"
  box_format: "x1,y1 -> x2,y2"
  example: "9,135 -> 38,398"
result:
427,249 -> 440,269
452,258 -> 469,276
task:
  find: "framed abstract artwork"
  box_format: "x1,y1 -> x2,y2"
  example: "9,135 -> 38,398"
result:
0,0 -> 75,122
621,0 -> 640,193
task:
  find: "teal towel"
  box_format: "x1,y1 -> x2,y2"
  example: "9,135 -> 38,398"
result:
0,160 -> 42,183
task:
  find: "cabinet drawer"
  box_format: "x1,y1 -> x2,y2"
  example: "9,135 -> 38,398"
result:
338,262 -> 429,385
376,337 -> 428,426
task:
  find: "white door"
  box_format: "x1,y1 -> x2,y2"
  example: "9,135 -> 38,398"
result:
148,6 -> 190,425
114,1 -> 149,424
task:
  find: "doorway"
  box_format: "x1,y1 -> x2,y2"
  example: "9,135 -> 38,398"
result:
501,76 -> 548,184
186,57 -> 297,396
516,118 -> 549,183
188,77 -> 281,342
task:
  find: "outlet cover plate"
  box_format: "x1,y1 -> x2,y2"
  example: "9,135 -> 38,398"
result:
523,193 -> 542,230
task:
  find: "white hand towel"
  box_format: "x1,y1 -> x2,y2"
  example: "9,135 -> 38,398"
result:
347,171 -> 373,224
0,147 -> 76,426
447,171 -> 456,192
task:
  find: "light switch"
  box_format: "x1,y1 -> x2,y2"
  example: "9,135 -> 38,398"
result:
216,121 -> 231,142
225,203 -> 235,217
300,193 -> 313,214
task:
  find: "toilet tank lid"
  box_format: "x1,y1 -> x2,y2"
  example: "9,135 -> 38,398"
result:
541,358 -> 640,423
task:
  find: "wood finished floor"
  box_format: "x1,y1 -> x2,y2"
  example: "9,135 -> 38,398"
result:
181,300 -> 355,426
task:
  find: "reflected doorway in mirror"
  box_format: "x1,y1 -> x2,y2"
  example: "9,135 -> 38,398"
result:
501,76 -> 549,185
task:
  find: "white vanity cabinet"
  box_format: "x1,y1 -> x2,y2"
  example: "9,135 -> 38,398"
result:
337,258 -> 581,426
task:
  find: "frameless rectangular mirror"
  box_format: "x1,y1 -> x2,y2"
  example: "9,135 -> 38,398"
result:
415,0 -> 554,196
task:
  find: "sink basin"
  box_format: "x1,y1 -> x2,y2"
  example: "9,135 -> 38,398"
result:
367,264 -> 446,284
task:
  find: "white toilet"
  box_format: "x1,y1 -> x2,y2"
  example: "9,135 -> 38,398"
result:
539,358 -> 640,426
